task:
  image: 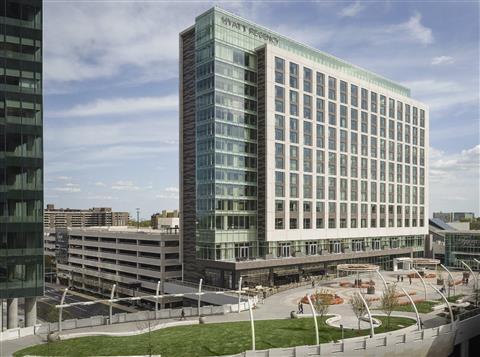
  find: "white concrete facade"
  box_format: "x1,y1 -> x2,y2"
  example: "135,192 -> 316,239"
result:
263,43 -> 429,242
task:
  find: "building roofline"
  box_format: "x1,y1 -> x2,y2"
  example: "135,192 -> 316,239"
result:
195,6 -> 411,97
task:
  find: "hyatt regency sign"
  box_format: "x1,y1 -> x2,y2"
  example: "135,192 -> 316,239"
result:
221,16 -> 279,45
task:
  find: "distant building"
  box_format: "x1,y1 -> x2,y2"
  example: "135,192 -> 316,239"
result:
426,218 -> 458,263
151,210 -> 179,229
432,211 -> 475,223
444,230 -> 480,269
44,204 -> 129,228
50,227 -> 182,307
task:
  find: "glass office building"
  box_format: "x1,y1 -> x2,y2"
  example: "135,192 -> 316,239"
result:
445,231 -> 480,269
0,0 -> 43,328
180,7 -> 428,288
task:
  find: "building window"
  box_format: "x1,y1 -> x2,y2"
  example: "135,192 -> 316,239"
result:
328,76 -> 336,100
352,239 -> 364,252
290,173 -> 299,198
275,143 -> 284,169
304,148 -> 312,172
290,118 -> 298,143
304,121 -> 312,146
303,67 -> 312,93
328,101 -> 336,125
316,72 -> 325,97
290,90 -> 298,116
303,174 -> 312,199
289,62 -> 298,88
290,145 -> 298,171
372,239 -> 381,250
340,80 -> 347,104
278,243 -> 291,257
275,85 -> 284,113
275,171 -> 284,197
361,88 -> 368,110
304,94 -> 312,120
275,114 -> 284,141
275,57 -> 284,84
306,242 -> 317,255
316,98 -> 324,122
331,240 -> 341,253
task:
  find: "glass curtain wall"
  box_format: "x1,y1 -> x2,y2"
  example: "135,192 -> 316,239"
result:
0,0 -> 43,298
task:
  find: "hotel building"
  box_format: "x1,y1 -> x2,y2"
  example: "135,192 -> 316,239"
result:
0,0 -> 43,328
180,7 -> 428,288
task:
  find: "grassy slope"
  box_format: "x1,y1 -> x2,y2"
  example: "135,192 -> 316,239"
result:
15,316 -> 414,357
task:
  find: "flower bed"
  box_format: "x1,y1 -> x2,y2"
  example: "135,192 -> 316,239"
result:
301,293 -> 344,305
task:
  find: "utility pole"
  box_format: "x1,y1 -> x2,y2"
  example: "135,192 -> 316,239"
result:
136,208 -> 140,230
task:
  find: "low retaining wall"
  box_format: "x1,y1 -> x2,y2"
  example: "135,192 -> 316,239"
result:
0,325 -> 41,342
223,314 -> 480,357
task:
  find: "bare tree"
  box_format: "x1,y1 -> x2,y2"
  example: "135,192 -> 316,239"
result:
136,320 -> 154,356
380,283 -> 399,329
313,288 -> 332,323
350,293 -> 370,330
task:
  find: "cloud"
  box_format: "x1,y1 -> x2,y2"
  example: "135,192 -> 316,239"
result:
401,79 -> 478,112
53,186 -> 81,193
430,145 -> 480,214
165,187 -> 179,193
339,1 -> 365,18
156,186 -> 180,200
50,95 -> 177,118
431,56 -> 454,65
94,182 -> 106,187
388,12 -> 433,45
111,180 -> 141,191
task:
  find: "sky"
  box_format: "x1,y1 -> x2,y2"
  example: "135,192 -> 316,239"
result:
43,0 -> 480,219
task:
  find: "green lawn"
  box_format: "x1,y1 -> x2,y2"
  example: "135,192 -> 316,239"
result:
389,294 -> 467,314
15,316 -> 414,357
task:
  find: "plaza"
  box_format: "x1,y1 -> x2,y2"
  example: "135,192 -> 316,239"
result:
4,265 -> 479,356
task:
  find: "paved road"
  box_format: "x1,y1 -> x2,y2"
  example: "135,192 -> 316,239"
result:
38,286 -> 131,321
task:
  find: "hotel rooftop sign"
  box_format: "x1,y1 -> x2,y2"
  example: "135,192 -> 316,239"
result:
221,16 -> 279,45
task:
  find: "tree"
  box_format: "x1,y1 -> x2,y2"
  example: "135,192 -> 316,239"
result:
313,288 -> 332,322
350,292 -> 370,330
380,284 -> 399,329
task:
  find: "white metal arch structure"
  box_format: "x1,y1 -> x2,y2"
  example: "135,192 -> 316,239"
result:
460,261 -> 477,290
440,264 -> 456,296
429,283 -> 455,329
411,267 -> 428,301
356,292 -> 374,338
247,298 -> 256,351
400,287 -> 421,331
198,278 -> 203,316
155,281 -> 161,319
58,287 -> 69,332
306,295 -> 319,345
109,284 -> 116,325
238,276 -> 243,314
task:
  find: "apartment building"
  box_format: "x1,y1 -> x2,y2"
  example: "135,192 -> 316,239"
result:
54,227 -> 182,304
180,7 -> 428,288
44,204 -> 129,228
151,210 -> 179,230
